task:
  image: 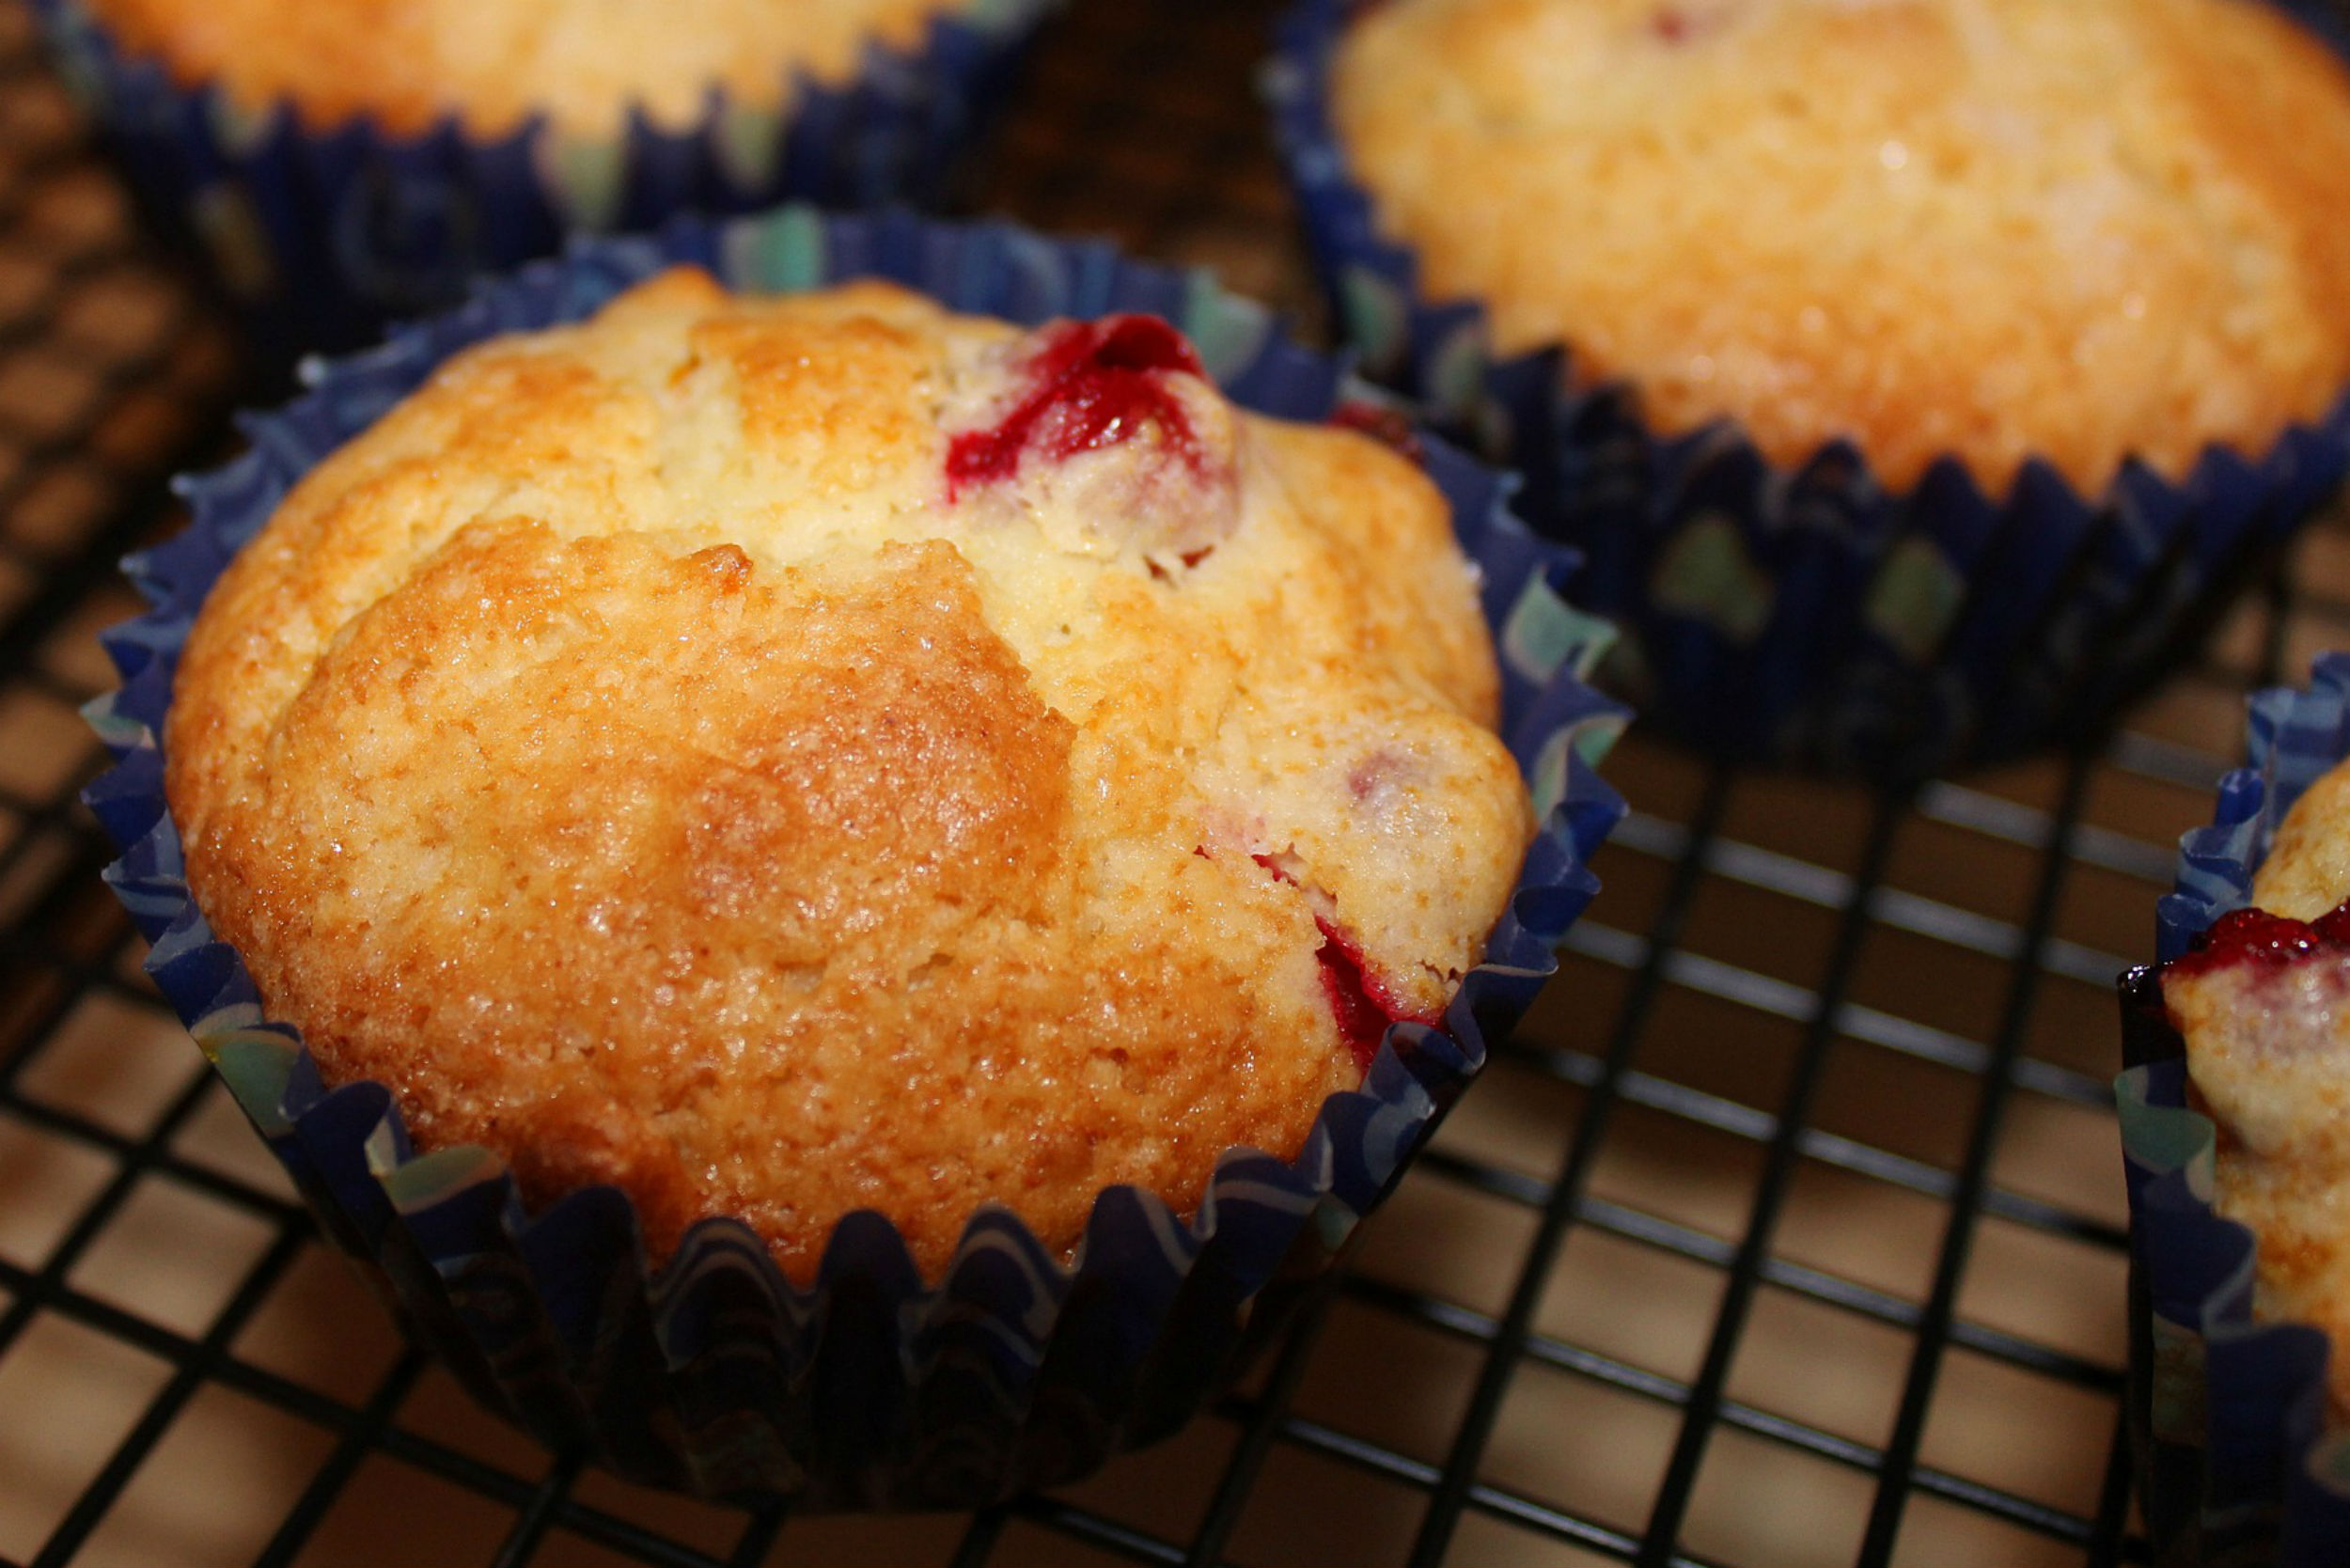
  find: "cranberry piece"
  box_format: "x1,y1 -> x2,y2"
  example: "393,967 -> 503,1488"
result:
1314,916 -> 1441,1072
1238,851 -> 1438,1068
946,315 -> 1208,497
1329,400 -> 1423,463
2169,896 -> 2350,980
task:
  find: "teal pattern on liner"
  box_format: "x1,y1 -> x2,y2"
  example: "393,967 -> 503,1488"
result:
967,0 -> 1056,28
1424,316 -> 1489,430
383,1146 -> 509,1214
1340,264 -> 1409,378
1861,534 -> 1966,666
2114,1067 -> 2217,1203
202,84 -> 274,155
723,204 -> 830,296
713,100 -> 788,192
1501,572 -> 1623,822
536,130 -> 628,232
1526,717 -> 1625,827
203,1029 -> 306,1139
1179,273 -> 1278,386
1501,570 -> 1616,688
1648,510 -> 1773,645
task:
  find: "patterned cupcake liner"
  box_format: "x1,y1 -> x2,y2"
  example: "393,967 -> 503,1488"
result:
1266,0 -> 2350,779
31,0 -> 1057,374
2119,651 -> 2350,1567
81,205 -> 1630,1510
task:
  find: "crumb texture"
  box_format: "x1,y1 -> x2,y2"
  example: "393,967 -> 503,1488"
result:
82,0 -> 964,136
164,270 -> 1530,1280
1333,0 -> 2350,493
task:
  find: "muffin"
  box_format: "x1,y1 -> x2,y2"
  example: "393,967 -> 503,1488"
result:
1330,0 -> 2350,497
34,0 -> 1053,366
2160,762 -> 2350,1415
2121,651 -> 2350,1563
162,264 -> 1533,1282
88,207 -> 1628,1504
1273,0 -> 2350,775
76,0 -> 962,141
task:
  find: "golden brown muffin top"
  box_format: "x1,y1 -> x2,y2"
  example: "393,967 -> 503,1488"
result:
164,271 -> 1531,1282
82,0 -> 962,137
1333,0 -> 2350,494
2164,757 -> 2350,1416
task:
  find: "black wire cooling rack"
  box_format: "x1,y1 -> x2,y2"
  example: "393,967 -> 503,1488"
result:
5,2 -> 2348,1563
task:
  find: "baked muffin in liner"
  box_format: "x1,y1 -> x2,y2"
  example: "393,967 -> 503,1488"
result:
31,0 -> 1056,374
1268,0 -> 2350,780
81,205 -> 1628,1509
2119,651 -> 2350,1566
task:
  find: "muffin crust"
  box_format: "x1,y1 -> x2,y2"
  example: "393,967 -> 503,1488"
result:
164,271 -> 1531,1280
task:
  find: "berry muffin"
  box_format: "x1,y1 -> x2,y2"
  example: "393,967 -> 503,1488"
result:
161,266 -> 1536,1282
90,211 -> 1625,1504
2124,652 -> 2350,1560
1274,0 -> 2350,774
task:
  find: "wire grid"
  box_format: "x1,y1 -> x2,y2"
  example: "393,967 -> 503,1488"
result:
0,0 -> 2342,1563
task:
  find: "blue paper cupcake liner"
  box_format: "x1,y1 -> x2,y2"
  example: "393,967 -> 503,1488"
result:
81,204 -> 1630,1510
2119,651 -> 2350,1567
31,0 -> 1058,373
1267,0 -> 2350,780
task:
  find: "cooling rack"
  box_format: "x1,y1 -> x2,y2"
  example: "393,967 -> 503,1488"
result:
3,1 -> 2344,1562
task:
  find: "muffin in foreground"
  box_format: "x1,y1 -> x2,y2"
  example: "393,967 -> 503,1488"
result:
35,0 -> 1053,366
164,265 -> 1533,1283
87,207 -> 1626,1505
2121,651 -> 2350,1564
1273,0 -> 2350,776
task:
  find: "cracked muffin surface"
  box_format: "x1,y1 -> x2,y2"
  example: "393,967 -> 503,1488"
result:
164,269 -> 1531,1280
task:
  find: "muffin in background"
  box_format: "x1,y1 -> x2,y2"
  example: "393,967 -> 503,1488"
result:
1332,0 -> 2350,497
76,0 -> 960,141
86,206 -> 1628,1507
1273,0 -> 2350,776
34,0 -> 1055,368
